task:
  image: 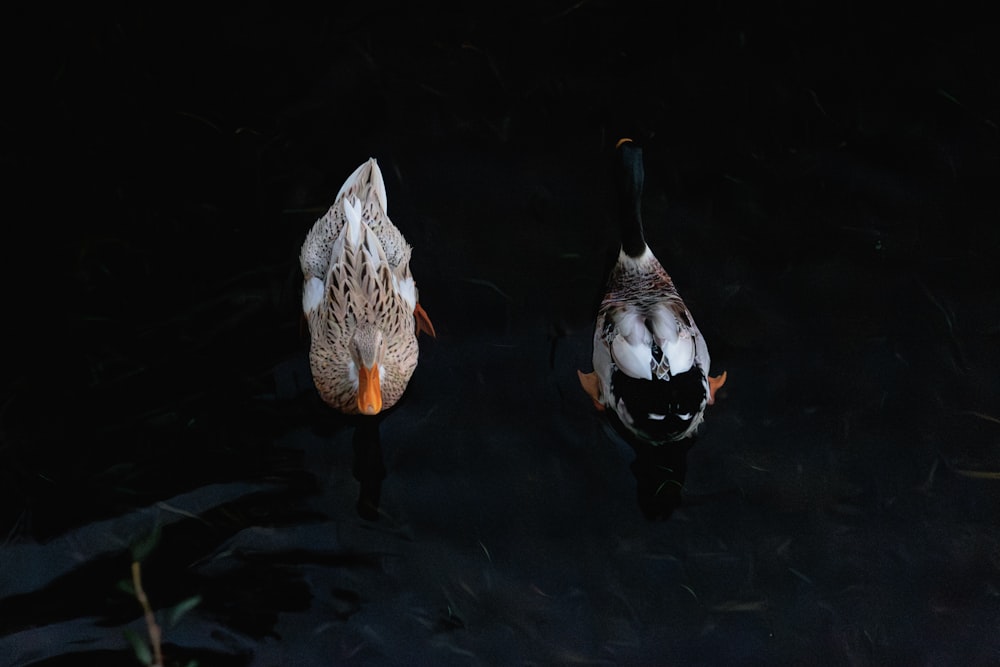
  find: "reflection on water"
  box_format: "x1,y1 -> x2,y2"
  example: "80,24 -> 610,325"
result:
351,415 -> 386,521
601,409 -> 692,520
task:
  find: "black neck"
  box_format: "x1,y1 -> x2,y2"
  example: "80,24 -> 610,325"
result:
616,141 -> 647,258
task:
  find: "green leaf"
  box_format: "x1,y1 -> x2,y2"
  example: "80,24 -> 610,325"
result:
123,628 -> 153,666
116,579 -> 136,596
130,525 -> 162,563
166,594 -> 203,627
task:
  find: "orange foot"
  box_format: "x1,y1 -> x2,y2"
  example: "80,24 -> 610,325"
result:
708,370 -> 728,405
414,302 -> 436,338
577,370 -> 605,411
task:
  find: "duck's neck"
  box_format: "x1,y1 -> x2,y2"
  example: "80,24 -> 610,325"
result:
617,142 -> 647,259
619,202 -> 647,258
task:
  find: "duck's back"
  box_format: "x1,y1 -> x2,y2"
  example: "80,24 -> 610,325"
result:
301,158 -> 412,281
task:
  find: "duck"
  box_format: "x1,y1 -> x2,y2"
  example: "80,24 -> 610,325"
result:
578,138 -> 726,444
300,157 -> 435,416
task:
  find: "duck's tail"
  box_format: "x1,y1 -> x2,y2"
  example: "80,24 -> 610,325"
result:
334,158 -> 389,216
301,158 -> 390,282
615,138 -> 647,259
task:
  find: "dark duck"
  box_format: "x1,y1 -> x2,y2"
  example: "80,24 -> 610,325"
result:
578,138 -> 726,444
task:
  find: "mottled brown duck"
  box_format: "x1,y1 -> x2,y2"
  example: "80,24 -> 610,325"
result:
301,158 -> 435,416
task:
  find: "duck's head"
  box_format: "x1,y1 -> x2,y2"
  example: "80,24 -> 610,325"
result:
350,324 -> 386,415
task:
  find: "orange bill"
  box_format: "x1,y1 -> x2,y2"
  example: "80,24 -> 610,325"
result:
577,370 -> 605,411
414,302 -> 436,338
357,364 -> 382,415
708,370 -> 728,405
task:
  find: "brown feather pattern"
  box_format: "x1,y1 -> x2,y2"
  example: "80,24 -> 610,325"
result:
300,159 -> 422,414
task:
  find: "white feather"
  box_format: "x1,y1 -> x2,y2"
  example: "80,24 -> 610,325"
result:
648,305 -> 679,345
612,335 -> 652,380
591,325 -> 614,406
617,246 -> 653,270
303,277 -> 325,315
616,397 -> 636,426
396,275 -> 416,310
363,225 -> 383,270
347,358 -> 358,390
335,160 -> 368,204
370,158 -> 388,213
663,328 -> 695,375
610,310 -> 653,380
343,196 -> 363,246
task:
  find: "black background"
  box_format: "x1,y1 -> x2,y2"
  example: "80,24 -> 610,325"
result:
2,2 -> 1000,665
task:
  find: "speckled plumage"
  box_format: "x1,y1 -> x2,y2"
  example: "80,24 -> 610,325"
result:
300,158 -> 430,415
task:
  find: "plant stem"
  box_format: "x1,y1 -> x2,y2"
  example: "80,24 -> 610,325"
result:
131,561 -> 164,667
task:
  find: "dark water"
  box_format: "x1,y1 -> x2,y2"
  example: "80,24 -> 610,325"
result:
3,3 -> 1000,665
